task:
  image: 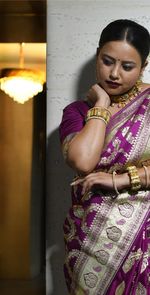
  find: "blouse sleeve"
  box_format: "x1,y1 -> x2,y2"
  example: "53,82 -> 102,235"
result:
59,101 -> 88,144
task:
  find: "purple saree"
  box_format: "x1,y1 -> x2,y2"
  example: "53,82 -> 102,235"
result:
59,88 -> 150,295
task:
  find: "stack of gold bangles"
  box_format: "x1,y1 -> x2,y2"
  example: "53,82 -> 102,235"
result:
126,166 -> 141,191
86,106 -> 111,125
112,165 -> 150,196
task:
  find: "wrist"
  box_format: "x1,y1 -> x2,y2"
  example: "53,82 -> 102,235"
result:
86,106 -> 111,125
95,97 -> 110,108
112,165 -> 150,194
116,173 -> 130,191
138,166 -> 150,188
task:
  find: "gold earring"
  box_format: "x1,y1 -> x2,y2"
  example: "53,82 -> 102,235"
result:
136,75 -> 142,86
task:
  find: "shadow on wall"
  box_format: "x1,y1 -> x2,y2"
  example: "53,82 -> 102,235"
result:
46,55 -> 96,295
76,55 -> 96,100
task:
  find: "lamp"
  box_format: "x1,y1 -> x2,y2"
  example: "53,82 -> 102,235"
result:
0,43 -> 45,104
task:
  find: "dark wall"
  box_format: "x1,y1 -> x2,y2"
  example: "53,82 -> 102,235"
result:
0,0 -> 46,42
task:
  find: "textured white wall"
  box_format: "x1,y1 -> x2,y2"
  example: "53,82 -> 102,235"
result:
47,1 -> 150,294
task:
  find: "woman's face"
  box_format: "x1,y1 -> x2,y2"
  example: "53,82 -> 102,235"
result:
96,40 -> 144,96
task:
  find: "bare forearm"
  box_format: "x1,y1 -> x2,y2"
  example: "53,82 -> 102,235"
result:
66,84 -> 111,174
71,166 -> 150,195
67,118 -> 106,174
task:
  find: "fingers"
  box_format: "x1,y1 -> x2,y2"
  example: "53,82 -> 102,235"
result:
81,180 -> 91,195
70,178 -> 89,195
70,178 -> 84,186
70,172 -> 114,195
70,173 -> 98,195
70,176 -> 91,195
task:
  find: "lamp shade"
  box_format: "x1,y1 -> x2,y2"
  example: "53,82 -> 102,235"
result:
0,68 -> 45,104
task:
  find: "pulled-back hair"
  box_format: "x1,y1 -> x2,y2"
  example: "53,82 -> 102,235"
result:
98,19 -> 150,66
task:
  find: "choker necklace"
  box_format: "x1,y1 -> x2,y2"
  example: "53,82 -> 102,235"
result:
110,81 -> 141,108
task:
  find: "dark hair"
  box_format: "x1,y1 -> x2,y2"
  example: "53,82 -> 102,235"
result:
98,19 -> 150,66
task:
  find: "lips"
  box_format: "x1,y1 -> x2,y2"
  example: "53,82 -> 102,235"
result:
106,81 -> 121,88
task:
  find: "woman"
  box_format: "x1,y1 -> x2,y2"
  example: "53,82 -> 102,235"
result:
59,19 -> 150,294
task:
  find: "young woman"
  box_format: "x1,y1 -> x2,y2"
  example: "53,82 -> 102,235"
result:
59,19 -> 150,294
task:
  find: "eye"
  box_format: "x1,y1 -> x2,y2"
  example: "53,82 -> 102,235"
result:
122,64 -> 134,71
102,58 -> 113,66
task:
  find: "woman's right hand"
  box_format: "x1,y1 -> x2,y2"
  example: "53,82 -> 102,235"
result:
86,84 -> 111,108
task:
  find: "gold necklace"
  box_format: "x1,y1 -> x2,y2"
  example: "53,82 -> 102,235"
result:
110,81 -> 141,108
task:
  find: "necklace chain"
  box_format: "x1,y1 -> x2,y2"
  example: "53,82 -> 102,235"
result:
110,81 -> 141,108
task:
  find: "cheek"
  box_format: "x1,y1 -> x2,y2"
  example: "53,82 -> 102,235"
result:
96,64 -> 107,78
124,72 -> 140,84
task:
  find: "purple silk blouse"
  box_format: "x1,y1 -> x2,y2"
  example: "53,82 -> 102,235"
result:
59,101 -> 89,144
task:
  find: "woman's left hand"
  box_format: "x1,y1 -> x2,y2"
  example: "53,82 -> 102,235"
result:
71,171 -> 114,194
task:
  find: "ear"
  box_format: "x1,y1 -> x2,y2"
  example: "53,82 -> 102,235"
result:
141,60 -> 148,75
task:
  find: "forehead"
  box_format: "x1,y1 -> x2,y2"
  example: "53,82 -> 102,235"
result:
98,40 -> 141,63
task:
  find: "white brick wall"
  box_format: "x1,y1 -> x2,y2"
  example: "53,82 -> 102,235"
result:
46,1 -> 150,294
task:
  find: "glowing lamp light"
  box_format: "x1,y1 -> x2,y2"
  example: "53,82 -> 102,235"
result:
0,43 -> 45,104
0,68 -> 45,104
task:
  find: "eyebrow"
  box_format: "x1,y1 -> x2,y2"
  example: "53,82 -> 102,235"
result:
102,54 -> 136,65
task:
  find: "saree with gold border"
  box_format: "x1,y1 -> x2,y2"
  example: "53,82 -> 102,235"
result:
59,88 -> 150,295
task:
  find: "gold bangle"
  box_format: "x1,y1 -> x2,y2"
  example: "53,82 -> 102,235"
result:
126,165 -> 141,191
87,106 -> 111,116
112,171 -> 119,195
86,116 -> 108,124
86,106 -> 111,124
143,165 -> 149,188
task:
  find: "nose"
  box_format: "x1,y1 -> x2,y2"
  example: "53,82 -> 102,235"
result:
109,64 -> 120,80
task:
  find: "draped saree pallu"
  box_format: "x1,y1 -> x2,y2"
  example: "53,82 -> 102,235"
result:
59,88 -> 150,295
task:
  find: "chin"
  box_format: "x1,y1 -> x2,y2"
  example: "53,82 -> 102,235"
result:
100,83 -> 121,96
105,88 -> 122,96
